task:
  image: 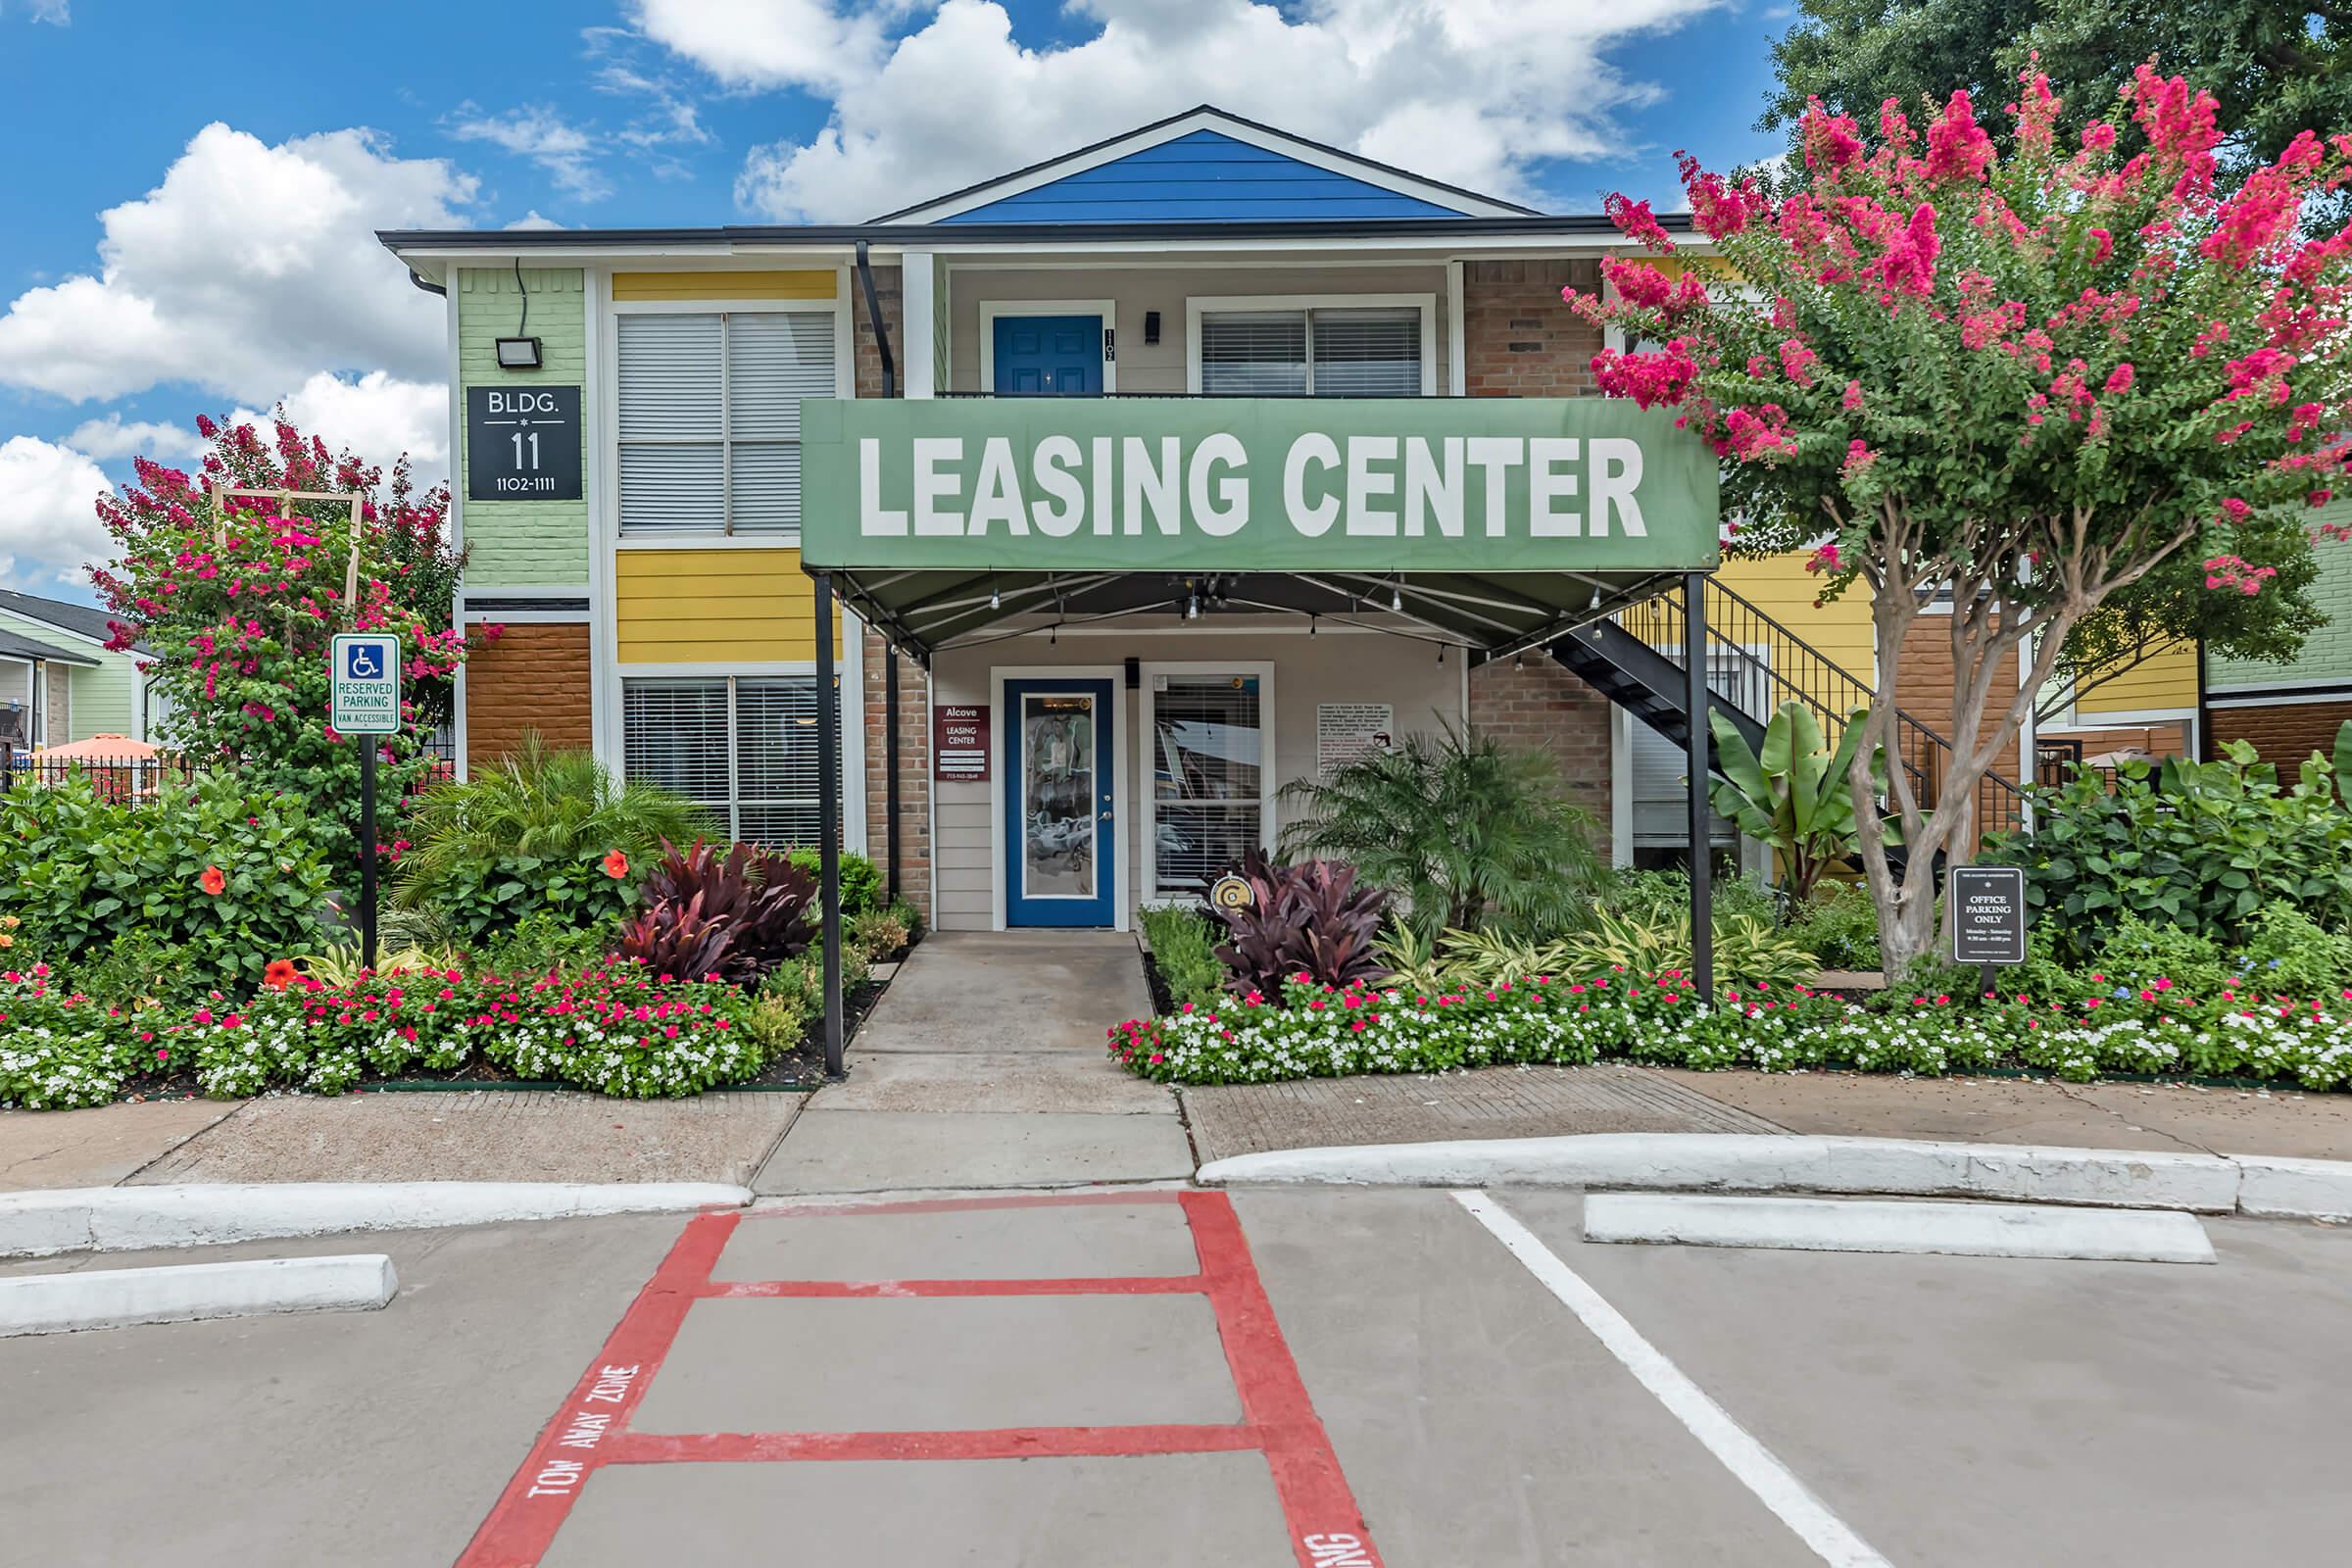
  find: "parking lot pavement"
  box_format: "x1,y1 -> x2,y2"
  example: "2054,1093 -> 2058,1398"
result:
8,1189 -> 2352,1566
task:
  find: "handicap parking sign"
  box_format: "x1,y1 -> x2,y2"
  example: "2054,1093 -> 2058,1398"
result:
329,632 -> 402,735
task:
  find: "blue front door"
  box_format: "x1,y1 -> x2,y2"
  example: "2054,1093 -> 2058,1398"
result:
1004,678 -> 1115,927
993,315 -> 1102,397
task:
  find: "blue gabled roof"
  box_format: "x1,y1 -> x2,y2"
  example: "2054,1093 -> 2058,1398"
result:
939,128 -> 1474,223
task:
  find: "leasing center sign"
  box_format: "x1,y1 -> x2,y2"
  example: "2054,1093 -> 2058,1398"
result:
799,398 -> 1718,572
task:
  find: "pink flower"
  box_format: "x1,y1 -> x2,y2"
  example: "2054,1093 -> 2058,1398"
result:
2103,363 -> 2134,394
1923,91 -> 1995,183
1603,191 -> 1674,250
1840,379 -> 1864,413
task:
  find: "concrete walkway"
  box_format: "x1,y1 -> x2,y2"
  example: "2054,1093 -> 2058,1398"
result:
754,931 -> 1192,1194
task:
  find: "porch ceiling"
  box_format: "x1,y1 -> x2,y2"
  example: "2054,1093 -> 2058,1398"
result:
831,564 -> 1683,664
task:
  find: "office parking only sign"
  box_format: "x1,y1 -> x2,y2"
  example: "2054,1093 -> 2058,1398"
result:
330,633 -> 402,735
1950,865 -> 2029,965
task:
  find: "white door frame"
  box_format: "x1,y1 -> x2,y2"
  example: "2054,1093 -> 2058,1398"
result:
989,662 -> 1130,932
977,299 -> 1119,394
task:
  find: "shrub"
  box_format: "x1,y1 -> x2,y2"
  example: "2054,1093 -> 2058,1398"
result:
1576,902 -> 1819,988
786,848 -> 883,918
0,772 -> 334,990
1707,701 -> 1893,906
1605,867 -> 1782,928
398,734 -> 708,942
1278,720 -> 1602,941
1983,743 -> 2352,961
1211,852 -> 1390,998
615,840 -> 818,985
848,906 -> 912,963
476,910 -> 617,979
1139,903 -> 1224,1011
1783,883 -> 1883,970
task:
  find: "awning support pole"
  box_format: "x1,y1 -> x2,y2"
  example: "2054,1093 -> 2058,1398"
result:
1684,570 -> 1714,1002
884,642 -> 903,904
815,570 -> 846,1080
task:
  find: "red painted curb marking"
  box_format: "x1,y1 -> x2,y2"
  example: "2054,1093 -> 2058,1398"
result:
1183,1191 -> 1387,1568
457,1210 -> 738,1568
604,1423 -> 1265,1464
709,1273 -> 1205,1298
461,1190 -> 1382,1568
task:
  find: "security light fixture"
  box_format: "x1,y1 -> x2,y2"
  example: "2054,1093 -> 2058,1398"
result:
495,336 -> 544,369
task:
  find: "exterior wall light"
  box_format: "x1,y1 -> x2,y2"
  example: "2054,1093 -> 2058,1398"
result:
495,336 -> 544,369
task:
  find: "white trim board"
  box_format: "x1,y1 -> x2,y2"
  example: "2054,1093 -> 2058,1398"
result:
977,299 -> 1119,394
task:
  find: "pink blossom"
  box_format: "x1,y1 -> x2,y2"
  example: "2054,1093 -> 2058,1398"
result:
1876,204 -> 1942,298
1923,90 -> 1994,182
2103,363 -> 2134,394
1603,191 -> 1674,251
1840,378 -> 1864,412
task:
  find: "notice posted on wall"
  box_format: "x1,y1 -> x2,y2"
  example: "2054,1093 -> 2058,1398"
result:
1317,703 -> 1395,777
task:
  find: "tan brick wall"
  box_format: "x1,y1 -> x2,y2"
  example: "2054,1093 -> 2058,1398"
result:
1462,260 -> 1602,398
853,265 -> 903,400
1467,656 -> 1614,828
465,622 -> 592,768
861,624 -> 933,923
2210,699 -> 2352,765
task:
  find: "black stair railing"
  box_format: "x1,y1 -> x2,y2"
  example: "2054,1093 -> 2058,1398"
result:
1609,579 -> 2029,850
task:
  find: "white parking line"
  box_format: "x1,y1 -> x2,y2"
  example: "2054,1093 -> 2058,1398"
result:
1451,1190 -> 1893,1568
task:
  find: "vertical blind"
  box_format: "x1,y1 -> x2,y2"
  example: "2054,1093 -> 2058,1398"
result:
623,675 -> 831,849
615,310 -> 834,536
1199,308 -> 1421,396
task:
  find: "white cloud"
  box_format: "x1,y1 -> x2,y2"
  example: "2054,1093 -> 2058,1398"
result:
7,0 -> 72,22
63,415 -> 206,461
684,0 -> 1724,222
0,436 -> 113,595
448,104 -> 611,201
0,122 -> 473,405
229,370 -> 451,493
505,211 -> 567,230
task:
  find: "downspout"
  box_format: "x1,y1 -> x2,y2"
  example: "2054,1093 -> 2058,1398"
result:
856,240 -> 896,399
406,269 -> 447,298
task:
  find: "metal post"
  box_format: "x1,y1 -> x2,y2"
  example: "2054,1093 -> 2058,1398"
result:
815,571 -> 846,1080
885,642 -> 903,904
1684,571 -> 1714,1001
358,742 -> 378,973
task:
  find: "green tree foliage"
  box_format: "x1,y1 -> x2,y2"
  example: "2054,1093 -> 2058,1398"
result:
1761,1 -> 2350,225
1277,721 -> 1603,942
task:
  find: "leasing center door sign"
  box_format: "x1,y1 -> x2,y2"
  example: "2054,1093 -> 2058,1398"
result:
935,704 -> 990,782
798,398 -> 1719,572
467,387 -> 583,501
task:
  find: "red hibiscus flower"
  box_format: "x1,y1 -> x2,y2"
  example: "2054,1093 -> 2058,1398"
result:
602,850 -> 630,879
262,958 -> 301,990
198,865 -> 226,897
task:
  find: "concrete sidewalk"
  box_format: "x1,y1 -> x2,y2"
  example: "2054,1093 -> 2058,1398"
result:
753,931 -> 1193,1194
1182,1062 -> 2352,1165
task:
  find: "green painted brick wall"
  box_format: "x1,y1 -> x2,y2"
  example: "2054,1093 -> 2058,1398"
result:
2210,498 -> 2352,690
458,267 -> 590,588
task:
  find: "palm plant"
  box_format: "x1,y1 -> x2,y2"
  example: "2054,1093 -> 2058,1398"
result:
396,731 -> 710,940
1706,702 -> 1895,907
1279,720 -> 1602,943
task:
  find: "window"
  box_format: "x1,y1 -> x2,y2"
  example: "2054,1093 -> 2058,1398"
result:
1198,307 -> 1422,396
1147,672 -> 1269,899
615,310 -> 835,537
622,675 -> 832,847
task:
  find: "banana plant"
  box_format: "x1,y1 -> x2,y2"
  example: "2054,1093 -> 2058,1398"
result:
1706,701 -> 1897,906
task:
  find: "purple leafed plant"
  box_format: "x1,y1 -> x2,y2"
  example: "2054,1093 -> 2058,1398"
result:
613,838 -> 818,984
1211,849 -> 1391,998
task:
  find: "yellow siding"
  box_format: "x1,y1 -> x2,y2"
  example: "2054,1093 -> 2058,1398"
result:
2073,636 -> 2197,716
614,548 -> 840,663
612,270 -> 836,302
1718,553 -> 1876,678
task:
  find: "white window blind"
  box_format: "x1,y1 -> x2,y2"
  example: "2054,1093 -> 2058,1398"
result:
1149,674 -> 1265,899
615,309 -> 833,537
623,675 -> 834,848
1199,307 -> 1420,396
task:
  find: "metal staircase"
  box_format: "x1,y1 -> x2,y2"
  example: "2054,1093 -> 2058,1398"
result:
1547,577 -> 2030,856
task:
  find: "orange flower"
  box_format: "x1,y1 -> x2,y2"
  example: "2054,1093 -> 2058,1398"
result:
602,850 -> 629,880
262,958 -> 301,990
198,866 -> 226,897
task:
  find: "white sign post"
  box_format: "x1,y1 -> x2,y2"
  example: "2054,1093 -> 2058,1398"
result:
329,633 -> 402,971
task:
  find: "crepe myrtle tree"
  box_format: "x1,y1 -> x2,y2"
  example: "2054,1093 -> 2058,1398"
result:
88,415 -> 494,865
1571,64 -> 2352,973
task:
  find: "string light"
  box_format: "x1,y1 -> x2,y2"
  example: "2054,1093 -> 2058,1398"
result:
1391,577 -> 1404,612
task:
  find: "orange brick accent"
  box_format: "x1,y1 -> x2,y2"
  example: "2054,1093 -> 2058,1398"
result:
465,622 -> 592,767
2210,699 -> 2352,765
1462,260 -> 1601,398
860,625 -> 933,924
1467,656 -> 1614,826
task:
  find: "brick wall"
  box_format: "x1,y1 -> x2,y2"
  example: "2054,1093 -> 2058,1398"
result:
1462,260 -> 1601,398
860,624 -> 933,924
853,265 -> 903,400
464,622 -> 592,768
1466,656 -> 1614,827
2210,699 -> 2352,764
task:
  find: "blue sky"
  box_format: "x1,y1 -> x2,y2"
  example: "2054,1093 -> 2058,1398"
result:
0,0 -> 1790,604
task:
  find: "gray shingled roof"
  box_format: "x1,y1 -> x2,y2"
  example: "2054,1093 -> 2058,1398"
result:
0,589 -> 147,655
